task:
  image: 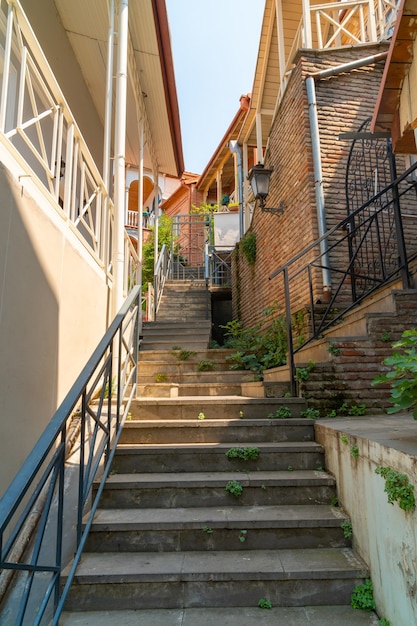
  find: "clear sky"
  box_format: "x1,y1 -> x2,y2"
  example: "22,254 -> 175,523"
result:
165,0 -> 265,175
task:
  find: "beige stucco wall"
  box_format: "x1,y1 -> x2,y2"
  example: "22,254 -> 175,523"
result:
315,416 -> 417,626
0,160 -> 110,497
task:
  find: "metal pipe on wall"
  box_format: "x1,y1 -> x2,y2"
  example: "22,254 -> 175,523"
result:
112,0 -> 128,316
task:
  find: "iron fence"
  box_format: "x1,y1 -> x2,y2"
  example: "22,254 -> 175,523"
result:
0,287 -> 141,626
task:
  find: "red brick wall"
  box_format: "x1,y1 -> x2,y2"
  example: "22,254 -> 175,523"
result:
233,44 -> 389,329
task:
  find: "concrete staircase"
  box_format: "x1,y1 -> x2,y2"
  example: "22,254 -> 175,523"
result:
63,281 -> 370,612
141,280 -> 211,352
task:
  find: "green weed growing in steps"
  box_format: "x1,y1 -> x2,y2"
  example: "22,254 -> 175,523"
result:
154,373 -> 168,383
341,520 -> 353,539
197,359 -> 218,372
351,579 -> 376,611
170,348 -> 196,361
350,445 -> 359,458
300,407 -> 320,420
226,447 -> 260,461
375,466 -> 416,511
268,406 -> 292,419
202,526 -> 213,534
295,360 -> 315,382
224,480 -> 244,498
258,598 -> 272,609
372,328 -> 417,419
239,529 -> 247,543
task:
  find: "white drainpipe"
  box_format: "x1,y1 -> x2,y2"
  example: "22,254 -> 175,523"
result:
306,51 -> 388,297
103,0 -> 114,192
229,140 -> 244,239
112,0 -> 128,316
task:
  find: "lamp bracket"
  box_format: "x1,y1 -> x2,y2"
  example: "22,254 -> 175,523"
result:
260,200 -> 285,215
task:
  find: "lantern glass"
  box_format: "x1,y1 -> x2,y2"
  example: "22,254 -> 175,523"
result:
248,163 -> 273,200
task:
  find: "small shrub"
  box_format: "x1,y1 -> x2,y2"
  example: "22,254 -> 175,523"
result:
341,520 -> 353,539
372,329 -> 417,418
225,480 -> 244,498
197,359 -> 218,372
239,529 -> 247,543
155,373 -> 168,383
197,412 -> 206,420
171,348 -> 196,361
351,579 -> 376,611
375,466 -> 416,511
226,447 -> 260,461
295,360 -> 315,382
268,406 -> 292,419
258,598 -> 272,609
380,331 -> 392,343
340,434 -> 349,445
202,526 -> 213,534
328,342 -> 341,356
350,445 -> 359,458
348,404 -> 366,416
301,407 -> 320,419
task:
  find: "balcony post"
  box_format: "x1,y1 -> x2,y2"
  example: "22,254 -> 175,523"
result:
302,0 -> 312,48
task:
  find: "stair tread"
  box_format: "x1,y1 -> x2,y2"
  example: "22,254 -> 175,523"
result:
69,548 -> 367,582
104,469 -> 334,488
116,441 -> 323,453
123,418 -> 312,426
91,504 -> 347,529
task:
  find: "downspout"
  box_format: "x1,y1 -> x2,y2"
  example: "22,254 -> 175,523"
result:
306,51 -> 388,298
138,118 -> 144,289
112,0 -> 128,316
229,140 -> 244,239
103,0 -> 114,192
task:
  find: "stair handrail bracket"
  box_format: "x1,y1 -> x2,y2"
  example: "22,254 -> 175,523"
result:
0,286 -> 141,626
270,157 -> 417,396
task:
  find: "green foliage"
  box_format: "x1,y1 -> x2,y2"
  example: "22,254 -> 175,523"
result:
191,202 -> 218,214
372,329 -> 417,419
171,348 -> 196,361
301,407 -> 320,420
155,373 -> 168,383
341,520 -> 353,539
142,213 -> 173,285
287,465 -> 294,471
268,406 -> 292,419
331,496 -> 339,507
197,412 -> 206,420
328,342 -> 341,356
340,434 -> 349,445
197,359 -> 218,372
258,599 -> 272,610
295,360 -> 315,382
225,480 -> 244,498
202,526 -> 214,534
349,404 -> 366,416
379,619 -> 391,626
350,445 -> 359,458
226,447 -> 260,461
221,303 -> 288,377
380,331 -> 392,343
351,579 -> 376,611
239,529 -> 247,543
375,466 -> 416,511
240,231 -> 257,265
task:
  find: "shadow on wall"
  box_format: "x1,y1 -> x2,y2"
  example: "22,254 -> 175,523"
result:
0,162 -> 58,497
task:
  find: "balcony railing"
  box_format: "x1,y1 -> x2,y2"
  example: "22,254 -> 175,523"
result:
0,0 -> 137,292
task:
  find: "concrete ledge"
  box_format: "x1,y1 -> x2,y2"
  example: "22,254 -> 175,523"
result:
314,413 -> 417,626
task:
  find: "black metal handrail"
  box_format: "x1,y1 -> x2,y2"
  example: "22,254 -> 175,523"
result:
0,286 -> 141,625
270,158 -> 417,395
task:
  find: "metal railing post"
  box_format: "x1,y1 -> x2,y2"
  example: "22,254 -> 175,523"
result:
283,267 -> 297,396
388,139 -> 411,289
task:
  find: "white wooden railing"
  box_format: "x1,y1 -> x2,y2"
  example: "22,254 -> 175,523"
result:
0,0 -> 138,292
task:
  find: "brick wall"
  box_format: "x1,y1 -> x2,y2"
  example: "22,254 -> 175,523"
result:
233,44 -> 389,330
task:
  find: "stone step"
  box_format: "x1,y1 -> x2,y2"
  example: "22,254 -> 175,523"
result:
138,370 -> 254,384
138,349 -> 235,362
63,548 -> 368,610
84,504 -> 349,553
96,470 -> 336,509
129,397 -> 308,420
119,419 -> 316,445
112,441 -> 324,473
140,339 -> 210,351
137,382 -> 245,397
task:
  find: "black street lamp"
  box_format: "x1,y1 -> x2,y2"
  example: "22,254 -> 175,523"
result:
247,162 -> 284,214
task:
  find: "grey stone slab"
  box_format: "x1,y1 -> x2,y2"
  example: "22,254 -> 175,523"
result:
180,549 -> 285,579
60,605 -> 380,626
278,547 -> 368,577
